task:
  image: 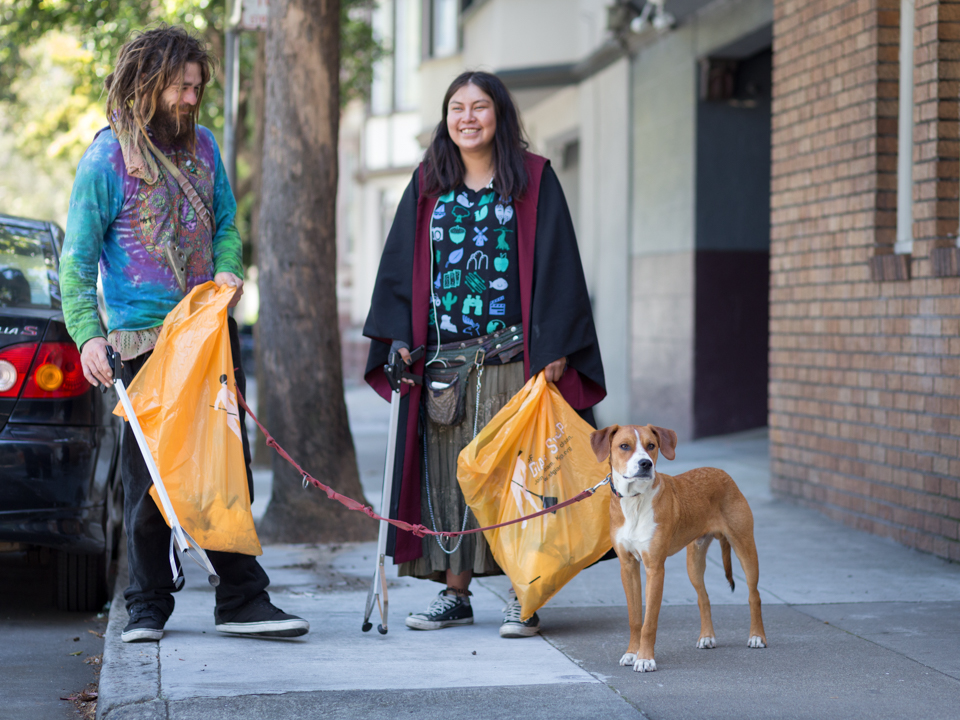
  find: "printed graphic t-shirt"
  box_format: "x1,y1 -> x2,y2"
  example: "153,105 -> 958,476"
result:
428,184 -> 521,344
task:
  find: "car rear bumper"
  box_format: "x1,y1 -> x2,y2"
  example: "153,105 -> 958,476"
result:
0,423 -> 118,553
0,507 -> 106,554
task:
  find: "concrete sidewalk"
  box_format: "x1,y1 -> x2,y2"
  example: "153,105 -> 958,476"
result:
97,386 -> 960,720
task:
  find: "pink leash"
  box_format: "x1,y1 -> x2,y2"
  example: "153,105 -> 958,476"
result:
236,390 -> 611,538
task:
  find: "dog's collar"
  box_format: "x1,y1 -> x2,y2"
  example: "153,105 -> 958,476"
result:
610,472 -> 655,499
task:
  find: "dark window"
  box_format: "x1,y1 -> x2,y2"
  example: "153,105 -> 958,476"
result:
0,223 -> 60,309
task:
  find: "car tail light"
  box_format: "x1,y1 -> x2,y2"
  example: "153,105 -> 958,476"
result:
0,343 -> 39,397
35,362 -> 65,391
22,342 -> 91,399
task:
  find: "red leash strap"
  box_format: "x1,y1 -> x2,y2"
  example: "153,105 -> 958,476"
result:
236,390 -> 609,538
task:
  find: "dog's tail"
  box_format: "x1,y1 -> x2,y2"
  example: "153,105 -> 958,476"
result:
719,535 -> 735,592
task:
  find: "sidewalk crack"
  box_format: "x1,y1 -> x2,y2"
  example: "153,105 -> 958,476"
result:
537,632 -> 651,719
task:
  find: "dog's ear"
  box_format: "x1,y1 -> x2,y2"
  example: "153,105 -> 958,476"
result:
590,425 -> 620,462
651,426 -> 677,461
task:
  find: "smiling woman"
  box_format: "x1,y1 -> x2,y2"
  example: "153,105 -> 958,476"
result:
423,71 -> 529,201
363,70 -> 606,640
445,84 -> 497,178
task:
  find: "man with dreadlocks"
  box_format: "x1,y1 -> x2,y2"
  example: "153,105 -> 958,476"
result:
59,25 -> 309,643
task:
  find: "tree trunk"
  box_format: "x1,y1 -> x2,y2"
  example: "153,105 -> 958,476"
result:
257,0 -> 373,542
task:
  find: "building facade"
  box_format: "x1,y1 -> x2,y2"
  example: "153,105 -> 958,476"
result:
342,0 -> 776,437
339,0 -> 960,561
769,0 -> 960,562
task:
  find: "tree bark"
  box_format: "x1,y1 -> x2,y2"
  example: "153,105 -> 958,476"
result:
257,0 -> 373,542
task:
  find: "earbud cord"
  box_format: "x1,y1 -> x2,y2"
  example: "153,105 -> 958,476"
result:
427,195 -> 442,367
426,179 -> 494,367
425,193 -> 470,553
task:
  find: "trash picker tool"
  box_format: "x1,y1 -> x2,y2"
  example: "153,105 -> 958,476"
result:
105,346 -> 220,589
362,345 -> 423,634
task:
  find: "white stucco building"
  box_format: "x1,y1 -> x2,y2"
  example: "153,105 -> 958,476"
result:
340,0 -> 774,439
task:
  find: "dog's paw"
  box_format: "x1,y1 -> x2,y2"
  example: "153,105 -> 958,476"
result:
633,657 -> 657,672
619,653 -> 637,667
697,636 -> 716,649
748,635 -> 767,648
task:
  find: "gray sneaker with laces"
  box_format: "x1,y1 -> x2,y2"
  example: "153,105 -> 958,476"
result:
405,589 -> 473,630
500,595 -> 540,638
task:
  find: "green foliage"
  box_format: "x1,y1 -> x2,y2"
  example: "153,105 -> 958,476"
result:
0,0 -> 382,224
4,33 -> 105,170
1,1 -> 220,98
0,0 -> 381,164
1,1 -> 226,169
341,0 -> 385,108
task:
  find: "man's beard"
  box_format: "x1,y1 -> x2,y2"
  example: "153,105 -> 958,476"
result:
150,104 -> 194,147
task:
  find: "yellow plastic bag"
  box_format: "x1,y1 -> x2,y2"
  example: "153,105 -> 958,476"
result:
458,373 -> 611,620
114,282 -> 262,556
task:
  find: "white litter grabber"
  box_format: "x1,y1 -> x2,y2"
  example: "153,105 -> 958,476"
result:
362,345 -> 423,634
105,346 -> 220,589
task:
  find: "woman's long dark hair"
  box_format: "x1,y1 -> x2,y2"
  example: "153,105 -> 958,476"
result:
423,71 -> 529,200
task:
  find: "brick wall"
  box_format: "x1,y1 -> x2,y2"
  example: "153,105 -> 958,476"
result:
770,0 -> 960,562
916,0 -> 960,270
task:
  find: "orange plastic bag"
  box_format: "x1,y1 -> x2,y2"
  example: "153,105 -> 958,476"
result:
114,282 -> 262,556
458,373 -> 611,620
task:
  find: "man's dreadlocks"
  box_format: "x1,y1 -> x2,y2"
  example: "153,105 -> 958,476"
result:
105,25 -> 212,152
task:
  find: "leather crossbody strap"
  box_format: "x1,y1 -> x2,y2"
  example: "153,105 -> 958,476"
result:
426,324 -> 524,366
144,137 -> 216,235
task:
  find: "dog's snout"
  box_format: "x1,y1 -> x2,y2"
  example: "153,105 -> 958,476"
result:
640,458 -> 653,471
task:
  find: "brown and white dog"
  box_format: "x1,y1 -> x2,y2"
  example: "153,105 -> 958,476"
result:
590,424 -> 767,672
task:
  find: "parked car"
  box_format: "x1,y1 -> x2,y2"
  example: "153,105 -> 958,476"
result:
0,213 -> 121,611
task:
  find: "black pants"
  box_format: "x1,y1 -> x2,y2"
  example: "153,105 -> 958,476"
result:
121,317 -> 269,619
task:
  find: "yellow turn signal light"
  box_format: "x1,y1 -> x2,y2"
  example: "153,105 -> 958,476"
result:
34,363 -> 64,392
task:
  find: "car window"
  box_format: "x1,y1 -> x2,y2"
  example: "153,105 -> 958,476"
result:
0,223 -> 61,309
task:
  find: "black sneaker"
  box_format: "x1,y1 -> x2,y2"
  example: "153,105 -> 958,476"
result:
121,603 -> 167,643
405,589 -> 474,630
500,595 -> 540,638
215,595 -> 309,638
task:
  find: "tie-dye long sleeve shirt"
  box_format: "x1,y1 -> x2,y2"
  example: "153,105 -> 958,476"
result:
59,125 -> 243,350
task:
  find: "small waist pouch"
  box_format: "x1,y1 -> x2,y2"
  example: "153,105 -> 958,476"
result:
423,325 -> 524,427
424,362 -> 473,426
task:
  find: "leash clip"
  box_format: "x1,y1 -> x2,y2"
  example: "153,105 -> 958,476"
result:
589,474 -> 613,493
302,474 -> 311,490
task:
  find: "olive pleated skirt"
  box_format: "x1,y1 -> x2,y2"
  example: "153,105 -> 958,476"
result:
398,359 -> 526,583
